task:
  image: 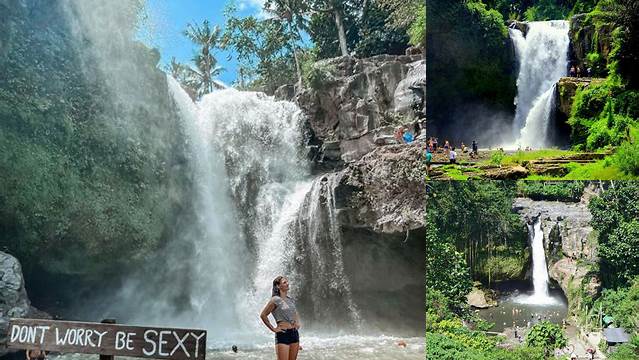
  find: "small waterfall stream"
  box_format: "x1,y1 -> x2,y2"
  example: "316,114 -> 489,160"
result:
509,21 -> 569,148
294,174 -> 362,329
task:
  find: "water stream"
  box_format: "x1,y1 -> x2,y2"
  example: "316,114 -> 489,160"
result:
509,21 -> 570,148
514,217 -> 559,305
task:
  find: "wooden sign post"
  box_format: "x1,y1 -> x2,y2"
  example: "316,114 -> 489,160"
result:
6,318 -> 207,360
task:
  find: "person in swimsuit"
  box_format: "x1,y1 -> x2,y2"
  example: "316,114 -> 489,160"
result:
260,276 -> 301,360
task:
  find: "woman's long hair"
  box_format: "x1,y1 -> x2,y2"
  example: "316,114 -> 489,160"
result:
272,276 -> 284,297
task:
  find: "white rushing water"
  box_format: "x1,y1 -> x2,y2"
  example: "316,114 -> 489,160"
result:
295,174 -> 362,329
515,218 -> 558,305
509,21 -> 569,148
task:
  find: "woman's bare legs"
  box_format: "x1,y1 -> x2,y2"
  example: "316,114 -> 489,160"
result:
288,343 -> 300,360
276,344 -> 290,360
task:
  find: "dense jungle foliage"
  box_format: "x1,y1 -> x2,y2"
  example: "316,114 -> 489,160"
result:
427,181 -> 639,359
426,181 -> 527,284
0,1 -> 192,284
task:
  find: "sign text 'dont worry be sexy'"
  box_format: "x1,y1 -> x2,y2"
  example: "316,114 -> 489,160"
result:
7,319 -> 207,360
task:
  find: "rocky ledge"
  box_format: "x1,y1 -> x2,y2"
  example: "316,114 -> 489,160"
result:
556,77 -> 605,119
512,194 -> 601,312
333,144 -> 426,233
282,54 -> 425,169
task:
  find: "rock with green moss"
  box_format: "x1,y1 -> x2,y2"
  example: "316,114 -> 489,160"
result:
569,12 -> 617,76
556,77 -> 605,119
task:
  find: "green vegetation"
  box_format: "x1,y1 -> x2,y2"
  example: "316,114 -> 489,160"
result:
426,0 -> 516,134
502,149 -> 579,165
171,0 -> 425,93
425,181 -> 572,358
593,277 -> 639,330
525,321 -> 568,357
589,182 -> 639,287
427,181 -> 526,283
426,220 -> 472,307
0,1 -> 190,281
517,181 -> 586,201
564,1 -> 639,176
482,0 -> 599,21
169,20 -> 225,98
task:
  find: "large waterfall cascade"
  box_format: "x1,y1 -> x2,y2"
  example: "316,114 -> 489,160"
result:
509,20 -> 570,148
115,77 -> 364,347
515,217 -> 558,305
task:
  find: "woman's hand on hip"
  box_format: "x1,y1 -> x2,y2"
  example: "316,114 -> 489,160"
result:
273,326 -> 285,333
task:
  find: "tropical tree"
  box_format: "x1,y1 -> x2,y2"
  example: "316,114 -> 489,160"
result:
264,0 -> 308,88
309,0 -> 353,56
223,4 -> 297,93
183,20 -> 225,96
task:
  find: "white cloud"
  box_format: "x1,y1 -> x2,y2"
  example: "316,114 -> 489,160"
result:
238,0 -> 265,12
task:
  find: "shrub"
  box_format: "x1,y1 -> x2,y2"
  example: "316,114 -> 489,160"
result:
615,128 -> 639,175
525,321 -> 567,356
304,62 -> 336,90
490,149 -> 505,166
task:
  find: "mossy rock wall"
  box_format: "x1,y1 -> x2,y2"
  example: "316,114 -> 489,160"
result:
569,12 -> 616,77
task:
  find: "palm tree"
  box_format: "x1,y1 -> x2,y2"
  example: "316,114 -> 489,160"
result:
183,20 -> 225,96
186,53 -> 226,96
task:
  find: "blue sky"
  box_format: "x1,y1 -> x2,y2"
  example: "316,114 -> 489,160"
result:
139,0 -> 266,85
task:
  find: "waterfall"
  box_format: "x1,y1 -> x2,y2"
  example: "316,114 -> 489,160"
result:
294,174 -> 362,329
529,218 -> 550,301
509,21 -> 569,148
515,217 -> 557,305
108,76 -> 366,346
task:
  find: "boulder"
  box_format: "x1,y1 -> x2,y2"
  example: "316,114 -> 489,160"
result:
467,288 -> 491,309
337,144 -> 426,233
393,60 -> 426,118
484,165 -> 529,180
0,251 -> 49,357
507,20 -> 529,36
274,84 -> 296,101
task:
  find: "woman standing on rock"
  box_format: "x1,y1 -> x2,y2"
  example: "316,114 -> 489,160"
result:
260,276 -> 301,360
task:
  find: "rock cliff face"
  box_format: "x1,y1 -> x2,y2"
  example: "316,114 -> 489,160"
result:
335,144 -> 426,233
569,13 -> 616,76
0,252 -> 49,357
290,55 -> 425,168
332,144 -> 426,333
513,194 -> 601,311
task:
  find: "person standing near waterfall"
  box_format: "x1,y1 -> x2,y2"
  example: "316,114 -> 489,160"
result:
260,276 -> 301,360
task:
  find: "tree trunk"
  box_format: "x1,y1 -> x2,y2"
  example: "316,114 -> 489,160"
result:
333,8 -> 348,56
293,47 -> 303,90
289,22 -> 303,90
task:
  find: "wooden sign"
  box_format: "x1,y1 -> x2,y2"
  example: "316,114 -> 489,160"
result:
6,319 -> 207,360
